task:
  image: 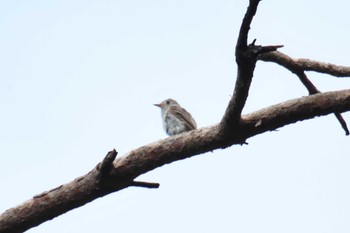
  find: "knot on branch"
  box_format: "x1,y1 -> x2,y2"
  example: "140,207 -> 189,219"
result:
98,149 -> 118,179
97,149 -> 160,189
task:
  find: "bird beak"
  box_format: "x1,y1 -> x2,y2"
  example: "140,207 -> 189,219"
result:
154,103 -> 161,107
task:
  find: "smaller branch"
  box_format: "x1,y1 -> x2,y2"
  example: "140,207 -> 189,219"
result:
236,0 -> 261,49
258,51 -> 350,135
220,0 -> 282,137
294,71 -> 319,95
258,45 -> 284,54
259,51 -> 350,77
220,1 -> 264,137
220,1 -> 283,139
334,112 -> 350,135
130,181 -> 160,189
296,72 -> 349,135
298,58 -> 350,77
249,40 -> 283,55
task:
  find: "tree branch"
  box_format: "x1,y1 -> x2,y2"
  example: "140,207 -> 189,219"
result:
220,1 -> 261,133
259,51 -> 350,77
236,0 -> 260,49
219,0 -> 282,137
1,89 -> 350,232
240,90 -> 350,138
1,2 -> 349,232
258,51 -> 350,135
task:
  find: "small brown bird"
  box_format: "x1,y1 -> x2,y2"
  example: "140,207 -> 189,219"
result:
154,99 -> 197,136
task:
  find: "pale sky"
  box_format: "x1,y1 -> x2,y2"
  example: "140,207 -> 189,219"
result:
1,1 -> 350,232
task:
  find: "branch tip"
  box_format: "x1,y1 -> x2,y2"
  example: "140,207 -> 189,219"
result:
130,181 -> 160,189
251,44 -> 283,55
236,0 -> 261,47
334,112 -> 350,135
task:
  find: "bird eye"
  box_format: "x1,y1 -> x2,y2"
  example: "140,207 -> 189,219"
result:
166,100 -> 170,105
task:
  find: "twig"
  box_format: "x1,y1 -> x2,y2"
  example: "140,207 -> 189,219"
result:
259,51 -> 350,77
236,0 -> 261,50
130,181 -> 160,189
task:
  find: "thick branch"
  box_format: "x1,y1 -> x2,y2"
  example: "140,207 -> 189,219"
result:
240,90 -> 350,138
1,89 -> 349,232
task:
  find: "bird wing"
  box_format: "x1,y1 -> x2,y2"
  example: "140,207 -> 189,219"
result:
171,106 -> 197,130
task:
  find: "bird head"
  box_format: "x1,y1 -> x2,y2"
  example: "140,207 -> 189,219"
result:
154,99 -> 179,110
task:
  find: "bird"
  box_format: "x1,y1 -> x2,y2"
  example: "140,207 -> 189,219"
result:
154,98 -> 197,136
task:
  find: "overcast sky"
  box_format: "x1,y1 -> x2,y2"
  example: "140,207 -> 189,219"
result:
1,1 -> 350,232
